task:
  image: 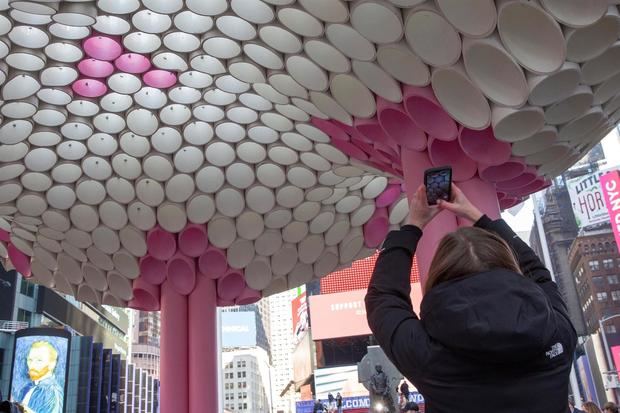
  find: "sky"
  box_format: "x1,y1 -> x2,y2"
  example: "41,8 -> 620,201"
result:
500,128 -> 620,232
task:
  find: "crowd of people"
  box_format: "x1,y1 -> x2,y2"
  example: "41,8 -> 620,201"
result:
570,399 -> 619,413
313,393 -> 343,413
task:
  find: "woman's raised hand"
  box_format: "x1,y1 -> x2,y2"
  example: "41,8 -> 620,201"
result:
437,184 -> 483,222
407,185 -> 442,229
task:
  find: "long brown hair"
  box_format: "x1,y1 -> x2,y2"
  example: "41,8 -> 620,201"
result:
424,226 -> 521,294
583,402 -> 603,413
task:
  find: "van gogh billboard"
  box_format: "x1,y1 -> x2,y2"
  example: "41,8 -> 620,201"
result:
9,328 -> 71,413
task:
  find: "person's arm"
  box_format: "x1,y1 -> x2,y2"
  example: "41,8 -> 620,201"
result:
365,186 -> 437,378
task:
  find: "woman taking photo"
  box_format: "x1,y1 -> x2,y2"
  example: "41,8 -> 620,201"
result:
366,184 -> 577,412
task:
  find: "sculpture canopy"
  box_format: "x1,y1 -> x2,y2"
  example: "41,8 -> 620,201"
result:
0,0 -> 616,309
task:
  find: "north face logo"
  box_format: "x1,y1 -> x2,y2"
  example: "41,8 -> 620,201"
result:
546,342 -> 564,359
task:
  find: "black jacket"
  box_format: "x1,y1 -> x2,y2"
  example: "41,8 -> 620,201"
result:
366,216 -> 577,413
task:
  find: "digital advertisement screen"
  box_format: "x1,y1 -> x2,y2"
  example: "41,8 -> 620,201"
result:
10,328 -> 71,413
221,311 -> 257,348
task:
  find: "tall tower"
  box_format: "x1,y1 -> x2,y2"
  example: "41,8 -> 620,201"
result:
268,289 -> 298,413
130,310 -> 161,379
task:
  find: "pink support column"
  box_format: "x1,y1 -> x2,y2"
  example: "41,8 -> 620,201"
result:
160,281 -> 189,413
188,275 -> 218,413
401,149 -> 458,288
456,177 -> 501,226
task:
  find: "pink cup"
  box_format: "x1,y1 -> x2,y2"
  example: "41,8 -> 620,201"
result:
8,243 -> 31,278
77,59 -> 115,78
495,167 -> 538,191
115,53 -> 152,74
83,35 -> 123,61
130,278 -> 161,311
198,246 -> 228,279
167,253 -> 197,295
143,70 -> 177,88
147,226 -> 177,261
479,157 -> 526,183
235,286 -> 262,305
216,270 -> 245,301
178,224 -> 209,258
330,138 -> 369,161
375,184 -> 402,208
139,256 -> 167,285
377,97 -> 426,151
311,118 -> 350,141
72,79 -> 108,98
427,137 -> 477,182
458,127 -> 512,166
403,86 -> 458,141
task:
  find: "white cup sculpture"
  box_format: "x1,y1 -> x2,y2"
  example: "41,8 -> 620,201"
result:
0,1 -> 617,411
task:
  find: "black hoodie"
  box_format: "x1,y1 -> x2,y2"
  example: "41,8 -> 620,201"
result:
365,216 -> 577,413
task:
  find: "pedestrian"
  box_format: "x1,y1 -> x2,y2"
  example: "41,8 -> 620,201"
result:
365,184 -> 578,413
399,380 -> 410,403
336,392 -> 343,413
570,398 -> 586,413
583,402 -> 603,413
603,402 -> 619,413
327,393 -> 336,413
314,399 -> 325,413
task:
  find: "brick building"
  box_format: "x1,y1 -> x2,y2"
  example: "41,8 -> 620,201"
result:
569,229 -> 620,346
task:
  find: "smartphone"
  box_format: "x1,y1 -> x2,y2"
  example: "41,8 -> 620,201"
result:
424,166 -> 452,205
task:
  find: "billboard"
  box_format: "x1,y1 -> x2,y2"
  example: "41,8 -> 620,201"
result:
309,285 -> 423,340
10,327 -> 71,413
567,168 -> 614,228
296,395 -> 425,413
221,311 -> 257,348
320,253 -> 420,295
292,286 -> 308,344
314,365 -> 369,400
292,331 -> 313,387
601,170 -> 620,254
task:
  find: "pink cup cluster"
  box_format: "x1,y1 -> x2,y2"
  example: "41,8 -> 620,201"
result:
130,223 -> 262,311
72,33 -> 177,98
312,85 -> 551,212
0,229 -> 32,278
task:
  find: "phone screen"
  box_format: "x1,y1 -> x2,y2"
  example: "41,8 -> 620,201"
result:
425,167 -> 452,205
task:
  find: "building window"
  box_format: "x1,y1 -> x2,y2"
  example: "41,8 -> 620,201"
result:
613,291 -> 620,301
590,260 -> 601,271
604,259 -> 615,269
593,276 -> 605,285
16,309 -> 31,324
597,292 -> 608,301
19,280 -> 35,297
609,275 -> 619,285
237,360 -> 246,368
607,325 -> 617,334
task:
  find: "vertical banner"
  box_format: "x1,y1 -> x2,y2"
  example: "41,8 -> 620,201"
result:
291,286 -> 308,344
9,327 -> 71,413
601,170 -> 620,254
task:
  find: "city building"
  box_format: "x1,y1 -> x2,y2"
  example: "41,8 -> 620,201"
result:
130,310 -> 161,379
268,289 -> 298,413
530,180 -> 588,336
569,229 -> 620,344
221,305 -> 273,413
0,267 -> 131,395
222,351 -> 272,413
